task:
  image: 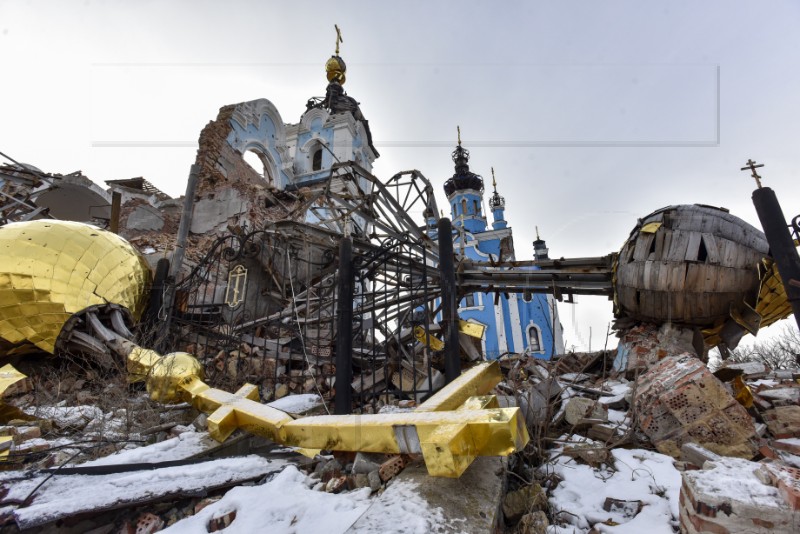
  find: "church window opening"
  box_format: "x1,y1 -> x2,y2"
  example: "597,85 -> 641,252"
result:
474,200 -> 479,214
462,293 -> 475,308
461,198 -> 468,216
242,149 -> 273,185
312,147 -> 323,171
527,324 -> 542,352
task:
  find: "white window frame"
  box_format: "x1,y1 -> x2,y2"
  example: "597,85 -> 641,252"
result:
526,323 -> 544,354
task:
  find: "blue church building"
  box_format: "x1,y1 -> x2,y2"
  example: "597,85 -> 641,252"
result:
431,138 -> 565,360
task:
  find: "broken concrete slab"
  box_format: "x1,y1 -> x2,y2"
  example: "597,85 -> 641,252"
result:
190,187 -> 249,234
764,406 -> 800,438
126,204 -> 165,231
348,457 -> 505,533
564,397 -> 607,426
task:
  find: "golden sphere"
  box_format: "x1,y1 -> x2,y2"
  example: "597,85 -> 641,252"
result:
325,55 -> 346,84
146,352 -> 204,404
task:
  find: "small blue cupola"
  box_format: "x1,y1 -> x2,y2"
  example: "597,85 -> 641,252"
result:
443,128 -> 487,233
488,167 -> 507,230
533,226 -> 550,261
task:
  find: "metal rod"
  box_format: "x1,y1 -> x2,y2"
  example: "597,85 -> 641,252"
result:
109,191 -> 122,234
437,218 -> 460,384
335,236 -> 354,414
752,187 -> 800,331
170,164 -> 200,280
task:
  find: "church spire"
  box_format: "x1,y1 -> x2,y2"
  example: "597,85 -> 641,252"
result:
489,167 -> 505,210
533,226 -> 550,261
489,167 -> 507,230
443,126 -> 483,196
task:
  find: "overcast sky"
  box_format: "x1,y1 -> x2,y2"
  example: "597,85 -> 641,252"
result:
1,1 -> 798,351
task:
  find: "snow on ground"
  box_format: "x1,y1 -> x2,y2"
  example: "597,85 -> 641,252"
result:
162,465 -> 373,534
8,455 -> 288,528
545,443 -> 682,533
268,393 -> 323,415
347,478 -> 450,534
80,430 -> 218,466
24,404 -> 103,428
164,464 -> 453,534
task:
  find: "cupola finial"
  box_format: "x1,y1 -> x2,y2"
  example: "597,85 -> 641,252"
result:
334,24 -> 343,55
325,25 -> 347,85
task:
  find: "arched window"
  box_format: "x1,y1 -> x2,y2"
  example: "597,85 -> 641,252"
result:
312,148 -> 323,171
461,198 -> 468,216
242,149 -> 273,185
527,324 -> 542,353
473,200 -> 479,214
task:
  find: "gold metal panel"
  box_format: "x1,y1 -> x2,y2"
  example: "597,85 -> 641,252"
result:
0,221 -> 152,355
640,222 -> 662,234
416,362 -> 502,412
0,364 -> 26,396
413,325 -> 444,351
458,319 -> 486,339
418,423 -> 476,477
457,395 -> 499,411
0,436 -> 11,462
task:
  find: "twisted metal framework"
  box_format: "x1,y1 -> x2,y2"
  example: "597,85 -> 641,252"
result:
166,164 -> 446,408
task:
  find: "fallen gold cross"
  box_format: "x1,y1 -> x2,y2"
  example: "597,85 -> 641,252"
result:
130,347 -> 528,478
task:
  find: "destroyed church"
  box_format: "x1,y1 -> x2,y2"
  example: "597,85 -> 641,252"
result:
1,30 -> 800,534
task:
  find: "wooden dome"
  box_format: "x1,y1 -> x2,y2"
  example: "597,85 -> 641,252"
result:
615,204 -> 768,327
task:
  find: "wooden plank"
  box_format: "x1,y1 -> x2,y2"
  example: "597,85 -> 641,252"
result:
633,233 -> 655,261
661,229 -> 673,261
643,261 -> 654,291
721,239 -> 737,266
672,290 -> 686,320
701,233 -> 720,265
685,263 -> 705,292
667,230 -> 691,261
685,232 -> 702,262
668,263 -> 687,291
653,229 -> 666,260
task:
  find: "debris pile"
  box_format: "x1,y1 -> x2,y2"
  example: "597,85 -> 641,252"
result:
496,322 -> 800,533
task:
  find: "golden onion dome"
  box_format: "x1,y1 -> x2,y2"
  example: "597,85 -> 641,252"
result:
0,220 -> 152,355
325,55 -> 347,85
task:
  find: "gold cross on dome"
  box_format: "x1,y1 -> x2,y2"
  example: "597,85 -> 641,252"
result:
334,24 -> 343,55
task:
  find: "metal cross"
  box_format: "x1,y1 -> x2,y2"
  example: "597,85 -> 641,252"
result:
457,125 -> 461,146
741,159 -> 765,188
334,24 -> 343,55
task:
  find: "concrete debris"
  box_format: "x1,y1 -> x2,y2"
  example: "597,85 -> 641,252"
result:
614,322 -> 701,376
502,483 -> 548,524
602,497 -> 644,518
564,397 -> 607,426
680,457 -> 800,533
518,510 -> 549,534
633,353 -> 756,458
493,323 -> 800,532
